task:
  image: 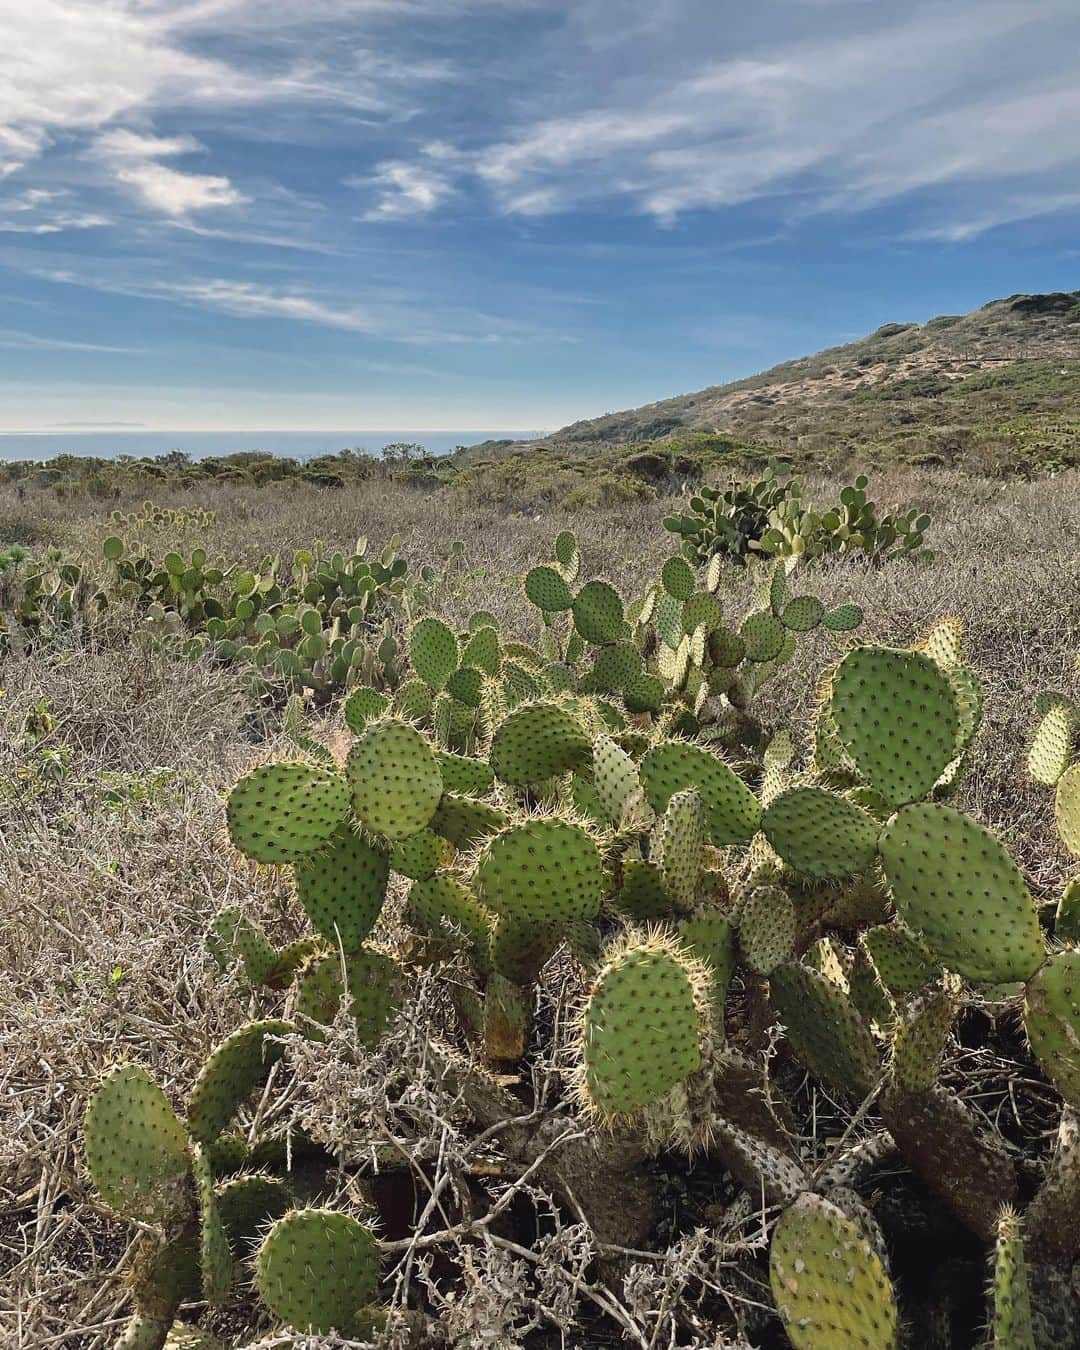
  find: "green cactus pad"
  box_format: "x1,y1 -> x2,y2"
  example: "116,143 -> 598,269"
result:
407,873 -> 492,969
264,937 -> 325,991
1056,875 -> 1080,944
661,556 -> 695,601
409,617 -> 458,690
393,679 -> 434,722
435,750 -> 493,796
294,825 -> 388,952
782,595 -> 824,633
227,762 -> 350,864
489,913 -> 562,984
831,646 -> 959,806
707,626 -> 746,667
572,580 -> 625,645
879,803 -> 1044,983
581,934 -> 707,1121
1056,763 -> 1080,857
255,1208 -> 380,1335
918,615 -> 964,668
343,686 -> 389,733
681,591 -> 722,635
891,982 -> 955,1093
862,924 -> 940,997
193,1145 -> 232,1306
613,859 -> 673,921
525,565 -> 574,612
623,671 -> 665,714
640,741 -> 761,846
389,829 -> 444,881
460,625 -> 501,676
821,602 -> 864,633
740,610 -> 785,663
1028,700 -> 1074,786
446,665 -> 483,708
678,912 -> 735,1025
295,950 -> 400,1047
216,1175 -> 292,1255
186,1020 -> 294,1145
653,788 -> 705,912
554,528 -> 580,578
475,818 -> 603,924
592,734 -> 642,823
206,908 -> 275,984
592,642 -> 642,693
84,1065 -> 190,1222
346,718 -> 443,841
431,793 -> 509,849
738,884 -> 797,976
762,787 -> 879,881
1023,950 -> 1080,1108
770,962 -> 878,1098
769,1192 -> 898,1350
991,1210 -> 1035,1350
489,701 -> 591,785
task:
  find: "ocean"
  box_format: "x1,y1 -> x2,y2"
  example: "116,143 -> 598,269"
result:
0,429 -> 541,462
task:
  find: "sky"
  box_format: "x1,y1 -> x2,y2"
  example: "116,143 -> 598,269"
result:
1,0 -> 1079,434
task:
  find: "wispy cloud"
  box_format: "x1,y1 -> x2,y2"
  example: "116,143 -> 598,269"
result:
0,327 -> 136,353
93,128 -> 247,216
354,159 -> 455,220
0,186 -> 111,234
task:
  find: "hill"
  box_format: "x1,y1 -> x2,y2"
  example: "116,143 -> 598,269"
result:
506,290 -> 1080,475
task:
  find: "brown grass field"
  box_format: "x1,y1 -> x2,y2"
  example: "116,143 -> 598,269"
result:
2,466 -> 1079,1348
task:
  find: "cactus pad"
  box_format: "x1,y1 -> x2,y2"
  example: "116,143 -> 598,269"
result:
1023,950 -> 1080,1109
255,1208 -> 380,1335
769,1193 -> 898,1350
879,803 -> 1044,983
831,646 -> 959,805
1056,875 -> 1080,944
613,859 -> 673,920
390,829 -> 444,881
738,884 -> 797,976
661,556 -> 695,601
206,908 -> 275,984
407,873 -> 492,968
215,1175 -> 292,1255
653,788 -> 705,911
409,617 -> 458,690
592,734 -> 643,822
572,580 -> 624,645
991,1210 -> 1035,1350
918,615 -> 964,668
193,1145 -> 232,1306
525,565 -> 574,612
294,825 -> 388,951
84,1065 -> 190,1222
770,962 -> 878,1097
489,701 -> 591,785
821,602 -> 864,633
343,686 -> 389,733
435,750 -> 494,796
1028,700 -> 1074,786
431,793 -> 508,848
489,913 -> 562,984
740,610 -> 785,663
762,787 -> 879,881
295,950 -> 400,1046
592,642 -> 642,693
474,818 -> 603,924
581,933 -> 707,1121
186,1020 -> 294,1145
346,718 -> 443,840
640,741 -> 760,846
862,924 -> 939,997
1056,763 -> 1080,857
782,595 -> 824,632
460,624 -> 501,676
891,982 -> 955,1093
227,763 -> 349,864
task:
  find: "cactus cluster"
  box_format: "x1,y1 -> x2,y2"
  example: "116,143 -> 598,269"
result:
83,531 -> 1080,1348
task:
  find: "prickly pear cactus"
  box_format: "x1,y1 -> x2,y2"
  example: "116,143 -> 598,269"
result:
991,1209 -> 1036,1350
639,740 -> 760,846
474,817 -> 604,925
489,700 -> 591,785
1023,949 -> 1080,1108
294,825 -> 389,950
769,1193 -> 898,1349
186,1020 -> 294,1145
84,1065 -> 190,1222
762,786 -> 878,881
227,762 -> 350,864
255,1208 -> 380,1334
346,717 -> 443,840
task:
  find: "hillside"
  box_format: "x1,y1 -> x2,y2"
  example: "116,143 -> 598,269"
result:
520,290 -> 1080,474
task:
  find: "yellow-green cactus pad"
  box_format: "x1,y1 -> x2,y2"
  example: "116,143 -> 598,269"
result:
769,1193 -> 898,1350
193,1144 -> 232,1306
891,982 -> 955,1093
1056,763 -> 1080,857
255,1208 -> 380,1335
295,949 -> 400,1047
460,624 -> 501,676
1056,875 -> 1080,944
831,646 -> 959,806
294,825 -> 388,952
821,602 -> 864,633
408,617 -> 458,690
592,642 -> 642,693
489,701 -> 591,786
186,1020 -> 294,1145
991,1210 -> 1035,1350
346,718 -> 443,840
581,934 -> 707,1121
740,610 -> 785,663
738,884 -> 796,976
475,818 -> 603,924
769,962 -> 878,1098
1023,950 -> 1080,1109
917,615 -> 965,668
389,829 -> 444,881
572,580 -> 625,645
435,750 -> 494,796
879,803 -> 1044,984
525,564 -> 574,612
640,740 -> 760,846
431,793 -> 508,849
861,923 -> 940,998
762,786 -> 879,881
592,734 -> 642,823
84,1064 -> 190,1222
652,787 -> 705,912
343,686 -> 389,734
227,762 -> 350,865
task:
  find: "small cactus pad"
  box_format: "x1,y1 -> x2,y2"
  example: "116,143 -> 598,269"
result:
831,646 -> 960,806
1056,763 -> 1080,857
294,825 -> 388,952
879,803 -> 1044,983
991,1210 -> 1036,1350
346,718 -> 443,840
653,788 -> 706,911
592,642 -> 642,693
186,1020 -> 294,1145
769,1193 -> 898,1350
762,787 -> 879,881
862,924 -> 939,997
661,556 -> 695,601
770,963 -> 878,1098
295,949 -> 400,1047
782,595 -> 824,633
581,934 -> 707,1121
555,528 -> 580,578
84,1065 -> 190,1222
431,793 -> 508,849
821,601 -> 864,633
164,1327 -> 225,1350
436,750 -> 494,796
1056,875 -> 1080,944
640,741 -> 761,846
215,1175 -> 292,1255
255,1208 -> 380,1335
1028,700 -> 1074,787
1023,950 -> 1080,1109
460,624 -> 501,675
572,580 -> 625,645
389,829 -> 444,881
343,686 -> 389,733
525,565 -> 574,612
193,1145 -> 232,1306
408,617 -> 458,690
613,859 -> 673,920
592,734 -> 643,822
489,913 -> 562,984
475,818 -> 603,924
678,912 -> 735,1023
738,884 -> 797,976
489,701 -> 591,785
891,982 -> 955,1093
407,873 -> 492,968
206,908 -> 275,984
740,610 -> 785,663
227,763 -> 349,864
918,615 -> 965,668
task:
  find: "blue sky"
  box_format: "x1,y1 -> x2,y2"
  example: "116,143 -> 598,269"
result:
1,0 -> 1078,433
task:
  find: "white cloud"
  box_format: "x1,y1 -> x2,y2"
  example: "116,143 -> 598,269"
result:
164,278 -> 379,330
0,328 -> 135,352
355,160 -> 454,220
0,185 -> 110,233
93,126 -> 246,216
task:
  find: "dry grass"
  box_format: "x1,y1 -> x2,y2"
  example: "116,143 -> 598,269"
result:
1,467 -> 1078,1347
